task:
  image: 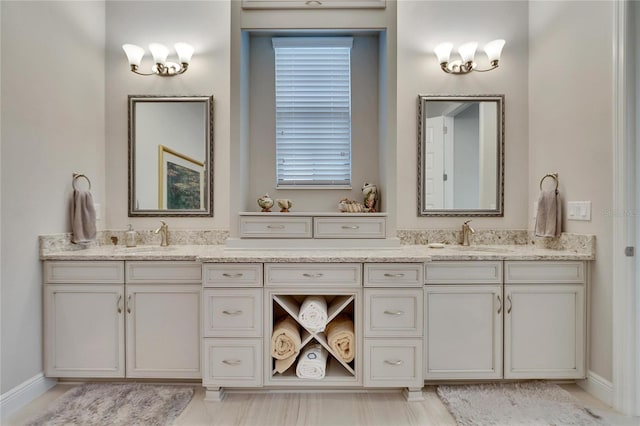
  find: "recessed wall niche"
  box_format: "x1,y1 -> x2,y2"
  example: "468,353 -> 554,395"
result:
241,30 -> 386,214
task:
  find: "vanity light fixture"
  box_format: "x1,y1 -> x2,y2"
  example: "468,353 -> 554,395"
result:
122,43 -> 194,77
434,39 -> 505,75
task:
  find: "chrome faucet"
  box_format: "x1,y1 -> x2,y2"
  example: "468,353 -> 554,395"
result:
155,220 -> 169,247
461,220 -> 475,246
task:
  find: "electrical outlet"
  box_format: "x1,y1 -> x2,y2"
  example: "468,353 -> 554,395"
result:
95,203 -> 102,221
567,201 -> 591,221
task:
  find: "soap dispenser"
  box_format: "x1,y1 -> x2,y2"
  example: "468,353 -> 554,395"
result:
125,224 -> 137,247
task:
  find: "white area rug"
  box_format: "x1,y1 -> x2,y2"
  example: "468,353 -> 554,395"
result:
26,383 -> 194,426
437,381 -> 607,426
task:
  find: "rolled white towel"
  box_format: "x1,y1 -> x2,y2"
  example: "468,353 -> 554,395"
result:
296,344 -> 328,380
298,296 -> 328,332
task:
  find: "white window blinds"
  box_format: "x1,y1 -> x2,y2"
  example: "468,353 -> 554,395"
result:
273,37 -> 353,187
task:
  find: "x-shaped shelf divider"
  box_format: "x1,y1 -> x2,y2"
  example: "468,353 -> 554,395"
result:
272,294 -> 356,376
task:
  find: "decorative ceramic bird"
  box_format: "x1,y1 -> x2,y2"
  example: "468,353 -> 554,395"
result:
257,193 -> 274,212
277,198 -> 292,213
362,182 -> 379,213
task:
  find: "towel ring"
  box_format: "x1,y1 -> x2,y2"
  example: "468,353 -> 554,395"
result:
539,173 -> 558,191
72,173 -> 92,191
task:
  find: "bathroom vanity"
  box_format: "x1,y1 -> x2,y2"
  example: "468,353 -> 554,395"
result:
40,236 -> 592,402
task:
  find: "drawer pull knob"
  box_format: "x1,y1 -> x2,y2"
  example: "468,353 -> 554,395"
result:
384,360 -> 404,366
302,273 -> 324,278
497,294 -> 502,314
117,295 -> 123,314
222,359 -> 242,366
383,273 -> 405,278
222,273 -> 244,278
126,295 -> 132,314
341,225 -> 360,230
384,310 -> 405,316
222,310 -> 243,316
267,225 -> 285,229
506,294 -> 512,314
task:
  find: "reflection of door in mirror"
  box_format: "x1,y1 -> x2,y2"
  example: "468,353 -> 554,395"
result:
424,115 -> 453,209
418,94 -> 503,217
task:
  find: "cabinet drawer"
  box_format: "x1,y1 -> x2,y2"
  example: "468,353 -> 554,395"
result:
203,289 -> 262,337
265,263 -> 361,287
242,0 -> 386,10
425,261 -> 502,285
239,216 -> 312,238
364,338 -> 423,388
203,338 -> 262,387
203,264 -> 263,287
44,261 -> 124,284
505,261 -> 585,284
365,289 -> 422,337
364,263 -> 423,287
314,217 -> 386,239
125,261 -> 201,284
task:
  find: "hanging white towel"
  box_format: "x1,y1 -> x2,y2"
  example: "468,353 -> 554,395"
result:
298,295 -> 328,332
296,344 -> 328,380
535,189 -> 562,238
71,190 -> 97,244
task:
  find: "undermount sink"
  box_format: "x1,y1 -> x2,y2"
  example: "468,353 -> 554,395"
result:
448,246 -> 512,253
114,246 -> 177,254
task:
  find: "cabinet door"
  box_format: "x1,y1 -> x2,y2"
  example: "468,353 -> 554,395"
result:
424,285 -> 502,379
126,285 -> 201,378
44,284 -> 125,377
504,284 -> 585,379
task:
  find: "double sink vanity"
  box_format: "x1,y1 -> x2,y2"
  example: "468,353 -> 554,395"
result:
40,90 -> 595,401
40,226 -> 594,402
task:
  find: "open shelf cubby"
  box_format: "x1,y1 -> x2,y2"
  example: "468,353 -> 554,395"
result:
266,291 -> 361,386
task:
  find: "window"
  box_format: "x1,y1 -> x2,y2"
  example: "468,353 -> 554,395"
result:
273,37 -> 353,188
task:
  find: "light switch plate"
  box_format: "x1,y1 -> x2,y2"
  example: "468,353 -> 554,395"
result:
95,203 -> 102,221
567,201 -> 591,221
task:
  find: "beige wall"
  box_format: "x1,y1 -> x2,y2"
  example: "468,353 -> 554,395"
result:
529,1 -> 614,381
0,1 -> 106,393
104,1 -> 230,231
396,0 -> 530,230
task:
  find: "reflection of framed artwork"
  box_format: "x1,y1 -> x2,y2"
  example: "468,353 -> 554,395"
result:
158,145 -> 205,210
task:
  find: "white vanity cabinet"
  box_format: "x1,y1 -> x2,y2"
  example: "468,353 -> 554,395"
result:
202,263 -> 264,398
44,260 -> 202,379
363,264 -> 424,399
424,260 -> 587,381
424,262 -> 503,380
44,261 -> 125,377
504,261 -> 586,379
124,262 -> 202,379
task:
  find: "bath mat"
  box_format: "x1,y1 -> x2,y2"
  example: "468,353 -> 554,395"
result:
26,383 -> 194,426
437,381 -> 607,426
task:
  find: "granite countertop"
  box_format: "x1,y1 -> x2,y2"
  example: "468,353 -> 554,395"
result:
39,243 -> 594,262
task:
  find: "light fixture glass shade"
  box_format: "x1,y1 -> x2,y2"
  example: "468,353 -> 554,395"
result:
434,42 -> 453,64
174,43 -> 194,64
483,39 -> 505,62
122,44 -> 145,67
149,43 -> 169,64
458,42 -> 478,63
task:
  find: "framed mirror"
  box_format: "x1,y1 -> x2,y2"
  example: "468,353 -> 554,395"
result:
128,95 -> 214,217
417,94 -> 504,217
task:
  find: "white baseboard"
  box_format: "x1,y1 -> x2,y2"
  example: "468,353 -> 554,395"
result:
0,373 -> 57,420
578,370 -> 614,407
